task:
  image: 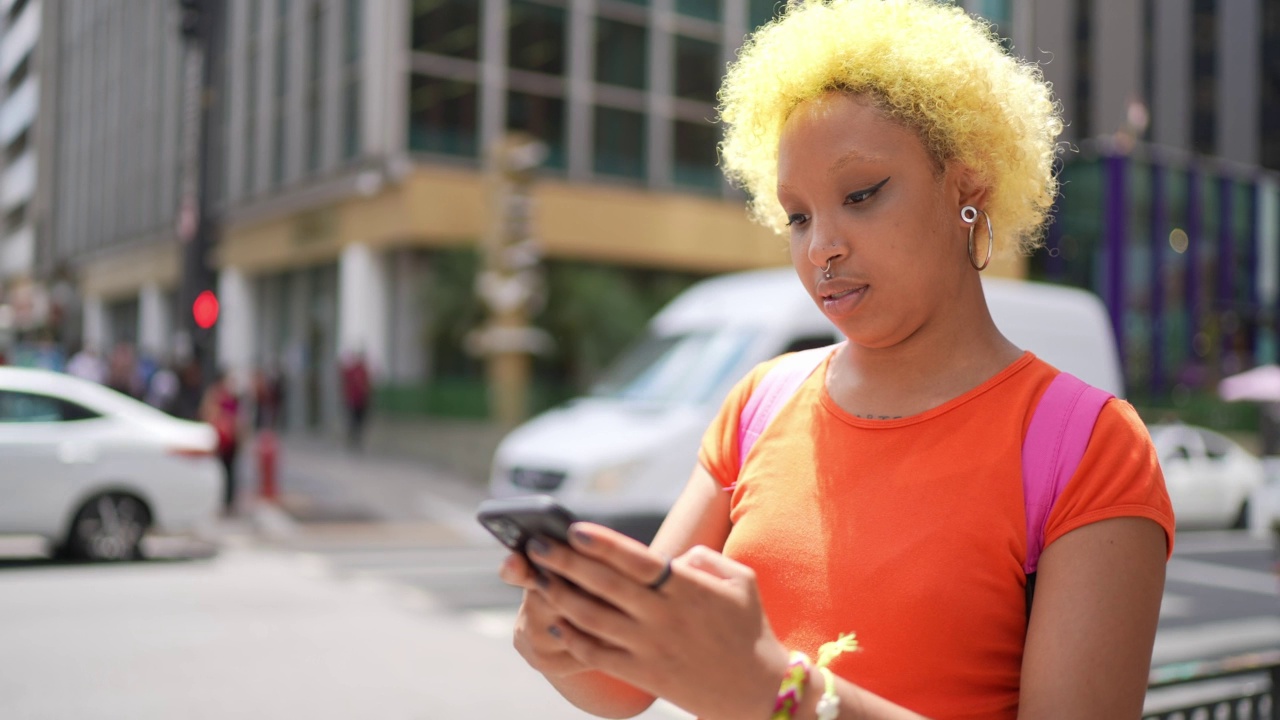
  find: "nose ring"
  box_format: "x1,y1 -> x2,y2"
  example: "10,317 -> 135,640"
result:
823,259 -> 833,280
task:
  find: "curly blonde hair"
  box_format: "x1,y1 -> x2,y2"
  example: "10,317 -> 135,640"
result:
718,0 -> 1063,254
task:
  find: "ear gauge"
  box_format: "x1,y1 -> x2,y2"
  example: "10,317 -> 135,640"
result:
960,205 -> 979,223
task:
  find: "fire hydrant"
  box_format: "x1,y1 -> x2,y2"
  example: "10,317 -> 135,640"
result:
256,429 -> 279,502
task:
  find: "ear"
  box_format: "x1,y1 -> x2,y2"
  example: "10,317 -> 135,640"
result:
946,161 -> 991,219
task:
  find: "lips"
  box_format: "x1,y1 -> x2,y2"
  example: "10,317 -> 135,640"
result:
817,280 -> 869,300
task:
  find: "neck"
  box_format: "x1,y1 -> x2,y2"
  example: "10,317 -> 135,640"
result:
828,277 -> 1022,415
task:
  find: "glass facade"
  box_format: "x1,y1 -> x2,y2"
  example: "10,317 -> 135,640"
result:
507,91 -> 567,170
1262,0 -> 1280,170
1035,154 -> 1273,398
674,36 -> 719,103
1192,0 -> 1218,155
509,1 -> 566,76
673,120 -> 718,191
676,0 -> 720,22
593,107 -> 645,179
595,19 -> 647,90
408,75 -> 480,157
411,0 -> 481,59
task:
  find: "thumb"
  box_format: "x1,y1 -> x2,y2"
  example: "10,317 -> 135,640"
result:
678,545 -> 754,582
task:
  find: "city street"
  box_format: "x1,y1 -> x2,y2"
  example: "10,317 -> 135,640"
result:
0,439 -> 1275,719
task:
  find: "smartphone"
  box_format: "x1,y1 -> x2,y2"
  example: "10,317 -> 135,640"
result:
476,495 -> 578,558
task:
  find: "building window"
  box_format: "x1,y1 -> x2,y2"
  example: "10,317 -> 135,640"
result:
343,0 -> 362,159
244,0 -> 261,194
749,0 -> 783,30
1141,0 -> 1155,140
273,0 -> 290,187
6,0 -> 29,25
410,0 -> 480,59
1263,0 -> 1280,169
508,91 -> 566,169
674,36 -> 719,103
3,202 -> 28,230
676,0 -> 720,22
4,128 -> 29,164
595,19 -> 647,90
509,1 -> 566,76
673,119 -> 718,190
593,106 -> 646,179
408,74 -> 479,157
1073,0 -> 1092,140
306,0 -> 325,173
1191,0 -> 1217,155
5,51 -> 31,93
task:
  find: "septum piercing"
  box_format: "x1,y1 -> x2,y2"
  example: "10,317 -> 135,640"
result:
823,259 -> 833,280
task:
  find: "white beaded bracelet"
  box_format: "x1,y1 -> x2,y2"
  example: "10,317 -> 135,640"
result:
816,666 -> 839,720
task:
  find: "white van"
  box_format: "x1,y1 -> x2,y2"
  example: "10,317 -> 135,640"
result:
488,268 -> 1123,538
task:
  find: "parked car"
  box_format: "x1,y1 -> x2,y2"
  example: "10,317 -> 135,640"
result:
489,268 -> 1125,539
1148,423 -> 1266,530
0,367 -> 223,560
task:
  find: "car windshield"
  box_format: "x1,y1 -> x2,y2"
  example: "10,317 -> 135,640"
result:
590,329 -> 755,405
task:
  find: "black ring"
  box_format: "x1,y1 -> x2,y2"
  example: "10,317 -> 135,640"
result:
648,558 -> 673,591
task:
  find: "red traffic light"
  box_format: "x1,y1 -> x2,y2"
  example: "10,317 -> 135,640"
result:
193,290 -> 219,329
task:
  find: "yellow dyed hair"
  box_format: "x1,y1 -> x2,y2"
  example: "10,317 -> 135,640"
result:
718,0 -> 1063,254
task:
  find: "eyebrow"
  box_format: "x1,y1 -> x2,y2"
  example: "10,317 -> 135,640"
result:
829,148 -> 881,174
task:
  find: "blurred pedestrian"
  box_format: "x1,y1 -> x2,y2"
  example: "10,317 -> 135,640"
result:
339,350 -> 371,451
66,345 -> 107,384
107,342 -> 141,398
201,372 -> 241,513
146,363 -> 180,415
252,365 -> 285,430
500,2 -> 1173,718
173,359 -> 204,421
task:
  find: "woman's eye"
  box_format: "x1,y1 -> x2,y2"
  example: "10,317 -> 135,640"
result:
845,176 -> 891,205
786,214 -> 808,227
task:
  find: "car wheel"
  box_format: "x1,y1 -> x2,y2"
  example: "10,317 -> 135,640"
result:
1232,499 -> 1250,531
64,494 -> 151,561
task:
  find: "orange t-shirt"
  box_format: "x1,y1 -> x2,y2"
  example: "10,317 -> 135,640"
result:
698,351 -> 1175,720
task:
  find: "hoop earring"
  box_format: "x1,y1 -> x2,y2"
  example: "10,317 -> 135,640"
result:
962,206 -> 993,271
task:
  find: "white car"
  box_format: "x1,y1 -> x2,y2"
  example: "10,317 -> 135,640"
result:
1149,423 -> 1266,530
0,367 -> 223,560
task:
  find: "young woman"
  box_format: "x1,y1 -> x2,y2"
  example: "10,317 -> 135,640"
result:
500,2 -> 1174,718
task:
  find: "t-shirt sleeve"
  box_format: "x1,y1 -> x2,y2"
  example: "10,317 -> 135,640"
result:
1043,398 -> 1176,558
697,360 -> 779,489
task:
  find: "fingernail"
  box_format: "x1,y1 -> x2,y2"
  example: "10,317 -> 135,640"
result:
547,625 -> 562,639
534,571 -> 550,589
570,528 -> 593,546
528,537 -> 550,557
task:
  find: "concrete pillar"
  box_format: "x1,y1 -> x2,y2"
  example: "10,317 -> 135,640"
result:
216,267 -> 256,384
1093,0 -> 1142,140
337,243 -> 389,376
81,295 -> 107,352
137,283 -> 171,360
388,249 -> 427,384
1217,0 -> 1259,165
1153,0 -> 1192,150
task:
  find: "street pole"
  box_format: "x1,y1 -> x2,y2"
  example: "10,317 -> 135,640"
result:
469,133 -> 553,428
175,0 -> 225,388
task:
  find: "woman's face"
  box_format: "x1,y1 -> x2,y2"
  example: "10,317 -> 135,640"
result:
776,91 -> 977,349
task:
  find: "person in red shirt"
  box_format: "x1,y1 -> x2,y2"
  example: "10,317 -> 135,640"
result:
339,350 -> 371,452
499,2 -> 1173,718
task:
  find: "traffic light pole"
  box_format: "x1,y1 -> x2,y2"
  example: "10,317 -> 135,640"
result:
176,0 -> 225,388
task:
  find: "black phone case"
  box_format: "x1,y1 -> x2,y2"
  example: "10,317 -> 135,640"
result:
476,495 -> 578,555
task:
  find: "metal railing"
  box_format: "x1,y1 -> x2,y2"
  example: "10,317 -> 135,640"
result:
1144,650 -> 1280,720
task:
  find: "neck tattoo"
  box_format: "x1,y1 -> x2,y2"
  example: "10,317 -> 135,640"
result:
853,413 -> 903,421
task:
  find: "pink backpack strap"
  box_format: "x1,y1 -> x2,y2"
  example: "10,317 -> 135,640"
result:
1021,372 -> 1114,575
731,345 -> 839,486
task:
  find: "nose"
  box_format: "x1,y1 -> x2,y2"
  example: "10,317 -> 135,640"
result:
806,216 -> 846,274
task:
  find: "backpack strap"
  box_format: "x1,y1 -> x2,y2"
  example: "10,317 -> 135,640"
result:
731,345 -> 839,487
1021,372 -> 1114,576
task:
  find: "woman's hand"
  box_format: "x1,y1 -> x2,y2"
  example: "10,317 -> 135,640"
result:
526,522 -> 792,720
499,552 -> 593,680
